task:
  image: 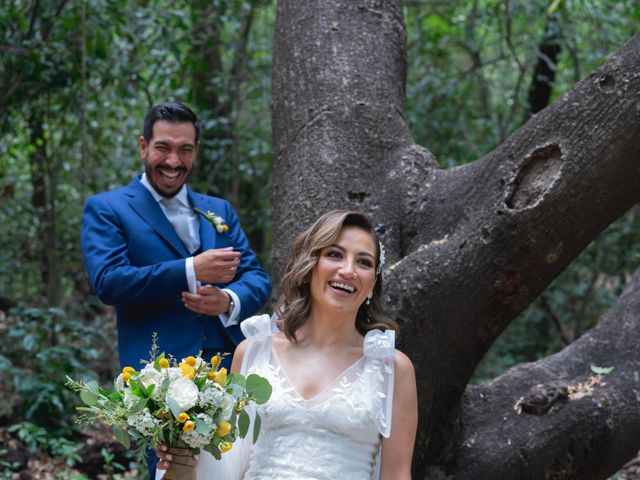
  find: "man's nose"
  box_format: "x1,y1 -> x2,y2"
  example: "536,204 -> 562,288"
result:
165,150 -> 181,166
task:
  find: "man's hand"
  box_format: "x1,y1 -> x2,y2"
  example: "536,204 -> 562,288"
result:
193,247 -> 240,283
182,285 -> 231,316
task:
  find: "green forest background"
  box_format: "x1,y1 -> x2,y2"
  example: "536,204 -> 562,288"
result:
0,0 -> 638,477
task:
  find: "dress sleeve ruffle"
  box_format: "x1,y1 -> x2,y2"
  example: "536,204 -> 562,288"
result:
239,313 -> 277,340
363,329 -> 396,438
239,313 -> 276,376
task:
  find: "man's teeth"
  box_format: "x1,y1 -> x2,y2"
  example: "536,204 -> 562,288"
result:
330,282 -> 355,293
160,170 -> 181,179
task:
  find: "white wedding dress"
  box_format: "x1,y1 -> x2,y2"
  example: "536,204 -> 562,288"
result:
159,314 -> 396,480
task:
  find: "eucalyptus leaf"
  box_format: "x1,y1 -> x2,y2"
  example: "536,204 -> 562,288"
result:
113,425 -> 131,449
167,396 -> 182,418
205,443 -> 221,460
253,412 -> 262,444
195,416 -> 212,434
228,373 -> 246,388
80,388 -> 99,406
246,374 -> 272,404
238,409 -> 250,438
85,380 -> 100,394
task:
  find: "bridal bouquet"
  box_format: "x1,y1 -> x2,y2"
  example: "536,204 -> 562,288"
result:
66,341 -> 271,466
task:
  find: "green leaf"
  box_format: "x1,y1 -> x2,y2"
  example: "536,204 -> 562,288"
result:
253,412 -> 261,444
135,378 -> 148,398
113,425 -> 130,449
238,409 -> 250,439
129,398 -> 148,414
80,385 -> 99,406
146,383 -> 155,397
109,392 -> 123,401
194,416 -> 212,434
547,0 -> 562,14
85,380 -> 99,394
205,443 -> 221,460
590,365 -> 614,375
167,396 -> 181,418
128,378 -> 142,396
246,374 -> 272,404
227,373 -> 246,389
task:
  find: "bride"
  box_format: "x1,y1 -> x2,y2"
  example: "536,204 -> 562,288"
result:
156,210 -> 418,479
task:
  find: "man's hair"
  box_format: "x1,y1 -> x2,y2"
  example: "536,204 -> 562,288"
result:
142,102 -> 201,143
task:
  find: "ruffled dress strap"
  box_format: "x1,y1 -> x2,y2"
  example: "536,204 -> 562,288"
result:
363,329 -> 396,438
239,313 -> 277,375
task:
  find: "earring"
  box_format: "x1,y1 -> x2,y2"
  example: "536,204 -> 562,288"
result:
366,292 -> 373,305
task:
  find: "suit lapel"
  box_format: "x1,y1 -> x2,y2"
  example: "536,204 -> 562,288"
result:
125,178 -> 191,257
189,189 -> 217,251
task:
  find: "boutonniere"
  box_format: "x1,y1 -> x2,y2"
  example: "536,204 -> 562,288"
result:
194,207 -> 229,233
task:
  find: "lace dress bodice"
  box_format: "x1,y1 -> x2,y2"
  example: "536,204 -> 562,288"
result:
239,314 -> 396,480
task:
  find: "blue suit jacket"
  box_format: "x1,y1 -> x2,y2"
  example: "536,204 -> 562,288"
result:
81,177 -> 271,368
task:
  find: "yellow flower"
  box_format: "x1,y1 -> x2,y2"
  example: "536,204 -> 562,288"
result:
177,412 -> 189,423
222,225 -> 229,232
208,371 -> 216,381
213,367 -> 227,386
122,366 -> 135,374
216,420 -> 231,437
184,356 -> 197,367
158,358 -> 169,369
122,371 -> 131,382
210,355 -> 221,369
179,362 -> 195,380
183,421 -> 195,432
220,441 -> 232,453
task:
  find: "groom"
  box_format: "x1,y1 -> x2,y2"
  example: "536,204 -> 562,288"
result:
81,101 -> 271,374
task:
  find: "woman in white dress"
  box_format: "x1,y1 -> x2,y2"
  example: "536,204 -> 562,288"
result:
157,210 -> 418,479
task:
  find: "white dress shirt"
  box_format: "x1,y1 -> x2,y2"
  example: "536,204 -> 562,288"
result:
140,173 -> 240,326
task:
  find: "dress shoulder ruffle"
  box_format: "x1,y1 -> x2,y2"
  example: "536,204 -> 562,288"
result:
239,313 -> 277,340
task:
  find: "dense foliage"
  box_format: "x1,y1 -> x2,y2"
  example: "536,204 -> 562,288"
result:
0,0 -> 637,476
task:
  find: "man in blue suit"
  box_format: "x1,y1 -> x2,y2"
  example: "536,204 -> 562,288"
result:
81,102 -> 271,465
82,101 -> 271,476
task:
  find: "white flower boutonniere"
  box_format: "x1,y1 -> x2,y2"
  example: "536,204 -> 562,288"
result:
194,207 -> 229,233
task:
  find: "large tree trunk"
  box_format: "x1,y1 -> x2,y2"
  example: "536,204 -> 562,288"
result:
270,0 -> 640,477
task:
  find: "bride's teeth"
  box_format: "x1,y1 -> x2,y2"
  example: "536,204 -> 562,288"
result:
330,282 -> 354,293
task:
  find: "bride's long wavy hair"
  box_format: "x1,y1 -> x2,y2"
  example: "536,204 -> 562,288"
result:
274,210 -> 398,341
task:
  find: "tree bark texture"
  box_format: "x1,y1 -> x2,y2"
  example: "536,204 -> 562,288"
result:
270,1 -> 640,477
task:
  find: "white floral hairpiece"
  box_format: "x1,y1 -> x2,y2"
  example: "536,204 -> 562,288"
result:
377,242 -> 386,275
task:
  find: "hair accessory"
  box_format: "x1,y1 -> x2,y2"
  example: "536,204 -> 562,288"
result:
376,242 -> 386,275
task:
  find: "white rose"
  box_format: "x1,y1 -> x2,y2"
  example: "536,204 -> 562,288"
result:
138,364 -> 163,391
166,377 -> 199,411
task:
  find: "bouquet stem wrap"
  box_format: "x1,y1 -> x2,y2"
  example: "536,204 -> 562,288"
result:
163,447 -> 197,480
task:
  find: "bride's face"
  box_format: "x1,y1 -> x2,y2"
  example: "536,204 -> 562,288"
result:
309,225 -> 377,316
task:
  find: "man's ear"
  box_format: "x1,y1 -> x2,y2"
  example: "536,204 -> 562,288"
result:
138,136 -> 147,159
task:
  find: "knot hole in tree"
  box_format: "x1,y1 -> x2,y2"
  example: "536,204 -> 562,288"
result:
505,144 -> 563,210
597,73 -> 616,93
